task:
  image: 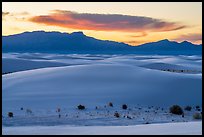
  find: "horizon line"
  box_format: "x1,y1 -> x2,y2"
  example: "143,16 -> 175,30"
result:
2,30 -> 202,46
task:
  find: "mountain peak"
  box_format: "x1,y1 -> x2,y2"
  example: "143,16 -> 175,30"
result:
70,31 -> 85,36
158,39 -> 170,43
180,41 -> 192,44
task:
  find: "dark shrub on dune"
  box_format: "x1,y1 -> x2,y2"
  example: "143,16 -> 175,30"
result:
195,105 -> 201,111
77,105 -> 85,110
197,108 -> 201,111
114,112 -> 120,118
196,105 -> 200,109
169,105 -> 183,115
184,106 -> 192,111
122,104 -> 128,110
8,112 -> 13,118
108,102 -> 113,107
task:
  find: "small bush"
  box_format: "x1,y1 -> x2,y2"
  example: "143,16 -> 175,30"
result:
196,105 -> 200,109
8,112 -> 13,118
122,104 -> 128,110
184,106 -> 192,111
114,112 -> 120,118
193,113 -> 202,119
108,102 -> 113,107
169,105 -> 183,115
77,105 -> 85,110
126,115 -> 132,119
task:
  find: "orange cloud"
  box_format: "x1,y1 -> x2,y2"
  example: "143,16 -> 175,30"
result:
29,10 -> 186,33
129,32 -> 148,38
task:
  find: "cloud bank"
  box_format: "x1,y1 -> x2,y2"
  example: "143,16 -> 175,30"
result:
29,10 -> 186,33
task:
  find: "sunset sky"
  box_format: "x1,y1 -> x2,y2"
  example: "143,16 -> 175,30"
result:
2,2 -> 202,45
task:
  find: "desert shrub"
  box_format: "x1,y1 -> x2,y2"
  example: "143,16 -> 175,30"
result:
122,104 -> 128,110
126,115 -> 132,119
114,112 -> 120,118
77,105 -> 85,110
108,102 -> 113,107
197,108 -> 201,111
184,106 -> 192,111
196,105 -> 200,109
169,105 -> 183,115
8,112 -> 13,118
193,113 -> 202,119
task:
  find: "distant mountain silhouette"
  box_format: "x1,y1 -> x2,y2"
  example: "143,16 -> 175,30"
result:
137,39 -> 202,50
2,31 -> 202,54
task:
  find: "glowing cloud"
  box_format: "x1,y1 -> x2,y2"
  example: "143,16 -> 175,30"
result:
29,10 -> 186,33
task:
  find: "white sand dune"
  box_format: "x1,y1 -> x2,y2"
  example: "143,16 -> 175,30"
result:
2,56 -> 202,112
2,121 -> 202,135
2,58 -> 69,73
2,53 -> 202,133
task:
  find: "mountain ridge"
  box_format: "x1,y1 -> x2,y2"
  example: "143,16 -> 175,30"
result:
2,31 -> 202,55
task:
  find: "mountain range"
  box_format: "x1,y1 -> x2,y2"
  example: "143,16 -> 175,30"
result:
2,31 -> 202,55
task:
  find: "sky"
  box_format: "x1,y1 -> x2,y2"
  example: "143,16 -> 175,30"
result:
2,2 -> 202,45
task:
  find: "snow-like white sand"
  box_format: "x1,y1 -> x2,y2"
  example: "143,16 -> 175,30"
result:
2,54 -> 202,112
2,53 -> 202,134
2,121 -> 202,135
